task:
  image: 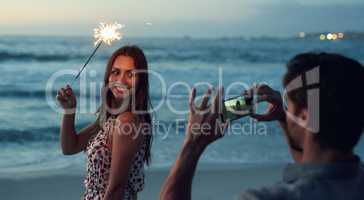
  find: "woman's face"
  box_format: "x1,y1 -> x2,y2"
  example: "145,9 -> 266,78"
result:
108,55 -> 138,101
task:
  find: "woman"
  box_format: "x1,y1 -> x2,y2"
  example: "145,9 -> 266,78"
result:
57,46 -> 153,200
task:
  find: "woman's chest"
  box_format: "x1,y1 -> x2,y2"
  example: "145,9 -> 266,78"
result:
86,132 -> 112,165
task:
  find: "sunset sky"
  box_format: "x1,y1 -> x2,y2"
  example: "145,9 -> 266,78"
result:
1,0 -> 363,37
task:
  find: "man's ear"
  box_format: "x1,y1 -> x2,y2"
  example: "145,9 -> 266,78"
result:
297,108 -> 309,129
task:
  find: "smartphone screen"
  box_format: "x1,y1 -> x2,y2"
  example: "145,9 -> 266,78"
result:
221,96 -> 253,122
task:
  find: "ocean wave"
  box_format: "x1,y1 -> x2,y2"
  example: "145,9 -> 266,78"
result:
0,51 -> 81,62
0,89 -> 181,101
0,90 -> 54,98
1,37 -> 363,64
0,120 -> 183,143
0,49 -> 285,63
146,51 -> 286,63
0,127 -> 60,143
0,122 -> 91,143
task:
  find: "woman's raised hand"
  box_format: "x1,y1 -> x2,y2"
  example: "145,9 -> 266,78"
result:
57,84 -> 77,114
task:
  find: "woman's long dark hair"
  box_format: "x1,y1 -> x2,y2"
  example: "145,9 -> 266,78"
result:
97,45 -> 153,165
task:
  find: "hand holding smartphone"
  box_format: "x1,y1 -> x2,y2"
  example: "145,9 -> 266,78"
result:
220,95 -> 255,122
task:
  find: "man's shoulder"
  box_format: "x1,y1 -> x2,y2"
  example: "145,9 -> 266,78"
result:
235,177 -> 323,200
236,164 -> 364,200
236,183 -> 297,200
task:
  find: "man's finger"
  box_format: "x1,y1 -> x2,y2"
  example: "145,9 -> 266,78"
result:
250,113 -> 270,121
256,94 -> 278,103
251,106 -> 277,121
255,84 -> 275,95
189,87 -> 197,113
256,94 -> 268,102
212,86 -> 224,114
242,90 -> 253,99
199,88 -> 212,110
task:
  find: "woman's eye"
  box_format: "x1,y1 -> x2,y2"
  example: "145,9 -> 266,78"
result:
126,71 -> 133,78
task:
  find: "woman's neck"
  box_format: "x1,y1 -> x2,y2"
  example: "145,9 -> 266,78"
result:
110,98 -> 132,114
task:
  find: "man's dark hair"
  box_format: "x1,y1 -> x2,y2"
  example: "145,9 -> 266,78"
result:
283,52 -> 364,153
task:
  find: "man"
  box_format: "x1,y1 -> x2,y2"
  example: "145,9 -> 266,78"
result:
159,53 -> 364,200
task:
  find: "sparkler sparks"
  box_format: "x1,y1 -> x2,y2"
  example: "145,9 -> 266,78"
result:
94,22 -> 124,46
73,22 -> 124,82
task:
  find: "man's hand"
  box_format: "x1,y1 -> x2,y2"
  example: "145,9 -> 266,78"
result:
245,84 -> 304,161
159,86 -> 228,200
245,84 -> 285,122
185,87 -> 229,148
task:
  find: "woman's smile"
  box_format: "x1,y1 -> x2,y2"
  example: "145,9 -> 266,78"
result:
114,86 -> 125,94
110,82 -> 129,98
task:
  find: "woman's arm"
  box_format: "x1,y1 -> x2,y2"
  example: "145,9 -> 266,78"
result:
60,113 -> 99,155
58,84 -> 99,155
103,112 -> 144,200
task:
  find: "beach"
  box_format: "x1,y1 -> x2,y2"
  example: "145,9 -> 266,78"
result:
0,164 -> 283,200
1,36 -> 364,200
1,0 -> 364,198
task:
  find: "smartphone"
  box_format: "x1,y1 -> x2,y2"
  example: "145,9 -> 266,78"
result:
220,95 -> 254,122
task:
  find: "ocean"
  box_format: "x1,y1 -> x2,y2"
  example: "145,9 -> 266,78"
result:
0,36 -> 363,173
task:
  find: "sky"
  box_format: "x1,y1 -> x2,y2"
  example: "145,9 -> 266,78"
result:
1,0 -> 364,37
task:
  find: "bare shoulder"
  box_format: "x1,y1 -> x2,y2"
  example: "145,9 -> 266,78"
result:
112,112 -> 143,142
116,112 -> 138,124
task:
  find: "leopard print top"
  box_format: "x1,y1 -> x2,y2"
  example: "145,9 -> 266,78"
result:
83,116 -> 146,200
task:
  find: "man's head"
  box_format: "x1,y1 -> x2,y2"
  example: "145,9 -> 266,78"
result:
282,52 -> 364,157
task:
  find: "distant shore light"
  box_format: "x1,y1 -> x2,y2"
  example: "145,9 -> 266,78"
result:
332,33 -> 338,40
320,34 -> 326,40
338,32 -> 344,39
299,32 -> 305,38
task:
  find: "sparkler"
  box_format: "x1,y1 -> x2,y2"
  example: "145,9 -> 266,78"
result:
73,22 -> 124,82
